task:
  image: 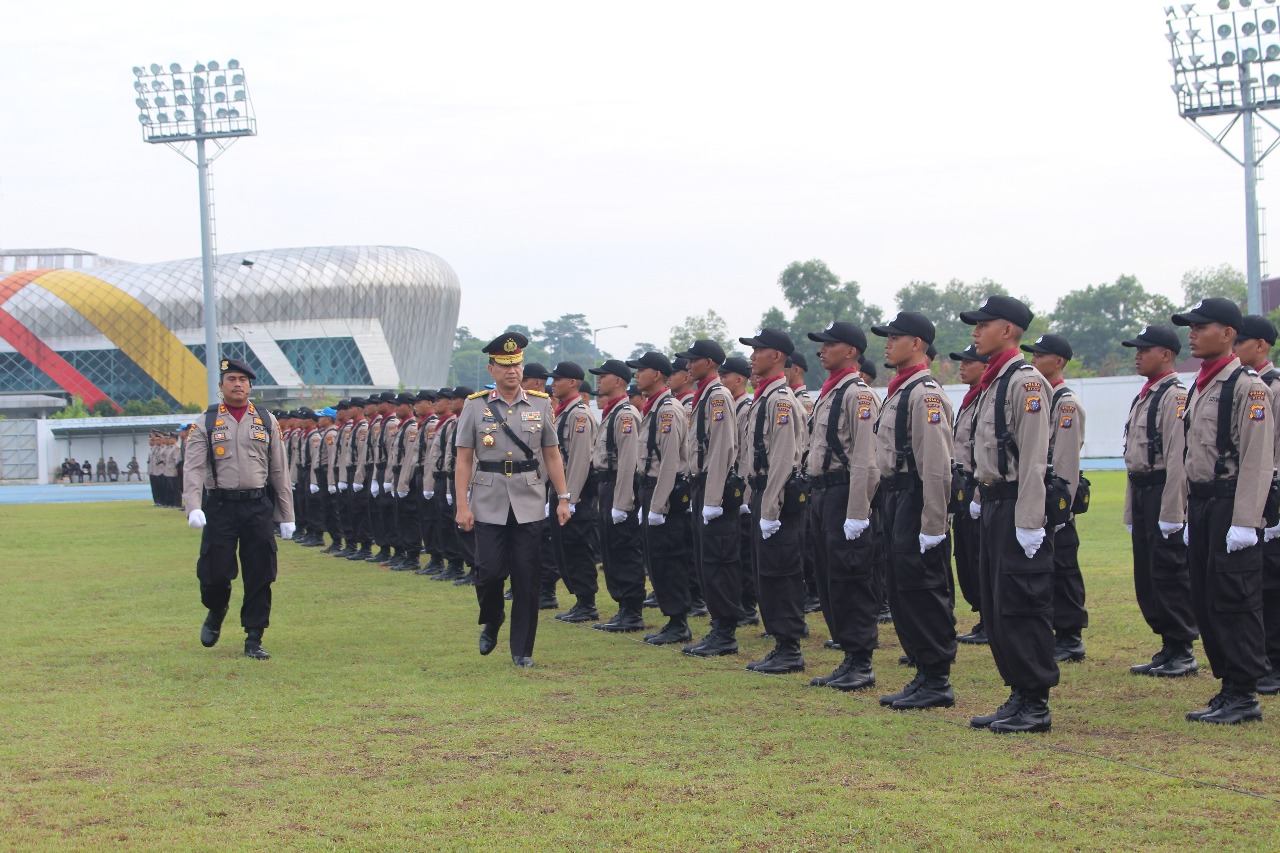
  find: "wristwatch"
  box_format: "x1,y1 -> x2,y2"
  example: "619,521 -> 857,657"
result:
557,492 -> 571,501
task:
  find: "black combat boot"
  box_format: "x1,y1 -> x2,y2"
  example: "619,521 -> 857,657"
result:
957,622 -> 988,645
365,546 -> 389,563
396,553 -> 421,572
539,587 -> 560,610
453,568 -> 478,586
827,651 -> 876,692
644,615 -> 692,646
688,596 -> 709,618
320,540 -> 340,554
748,637 -> 805,674
244,629 -> 270,660
802,593 -> 822,614
877,605 -> 893,624
1257,670 -> 1280,695
419,555 -> 446,575
684,622 -> 739,657
890,662 -> 955,709
1130,639 -> 1177,675
200,606 -> 228,648
878,669 -> 926,706
643,590 -> 660,609
971,688 -> 1024,729
435,559 -> 465,582
331,544 -> 356,558
810,651 -> 854,687
1052,630 -> 1086,663
594,602 -> 645,632
989,688 -> 1052,733
556,594 -> 599,623
347,545 -> 373,561
1196,682 -> 1262,725
1150,641 -> 1199,677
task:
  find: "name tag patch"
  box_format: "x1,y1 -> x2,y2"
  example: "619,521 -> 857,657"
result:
1026,396 -> 1042,413
1250,389 -> 1267,401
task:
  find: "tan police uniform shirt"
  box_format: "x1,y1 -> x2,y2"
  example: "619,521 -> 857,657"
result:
364,414 -> 385,484
554,397 -> 597,507
591,396 -> 641,513
746,375 -> 804,523
394,416 -> 421,494
734,393 -> 753,504
1255,365 -> 1280,481
688,378 -> 737,508
807,373 -> 879,521
954,392 -> 980,476
334,419 -> 355,487
426,415 -> 457,489
345,417 -> 370,487
1183,357 -> 1274,528
794,386 -> 816,421
456,388 -> 557,525
182,403 -> 294,523
288,428 -> 302,486
637,389 -> 689,516
874,370 -> 954,537
305,428 -> 322,485
972,354 -> 1050,529
378,414 -> 400,485
1122,373 -> 1189,526
1048,383 -> 1086,508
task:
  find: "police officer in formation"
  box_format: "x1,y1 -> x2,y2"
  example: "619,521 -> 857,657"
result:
950,343 -> 988,645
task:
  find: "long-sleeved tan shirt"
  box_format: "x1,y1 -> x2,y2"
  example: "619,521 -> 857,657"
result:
972,355 -> 1050,529
592,396 -> 641,513
1122,373 -> 1188,526
637,389 -> 689,516
182,403 -> 294,523
745,375 -> 804,523
1048,383 -> 1085,509
807,373 -> 879,521
689,379 -> 736,508
555,397 -> 597,506
874,371 -> 954,537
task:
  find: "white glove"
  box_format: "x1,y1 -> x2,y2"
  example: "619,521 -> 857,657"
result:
1227,525 -> 1258,553
1183,526 -> 1189,547
969,501 -> 982,520
1125,524 -> 1132,534
759,518 -> 781,539
702,505 -> 724,525
370,482 -> 380,497
425,490 -> 435,500
648,511 -> 666,526
544,502 -> 550,518
739,504 -> 751,516
919,533 -> 946,553
396,491 -> 407,499
280,522 -> 295,540
844,518 -> 869,541
1266,523 -> 1280,543
382,481 -> 394,492
353,482 -> 364,493
446,493 -> 453,506
328,485 -> 337,495
187,509 -> 206,529
1158,521 -> 1183,538
309,483 -> 320,494
338,481 -> 347,491
1053,523 -> 1065,534
569,502 -> 576,515
611,508 -> 628,524
1015,526 -> 1045,558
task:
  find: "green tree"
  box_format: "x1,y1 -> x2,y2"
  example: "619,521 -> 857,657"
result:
629,341 -> 659,360
534,314 -> 598,365
896,278 -> 1011,382
51,396 -> 92,419
90,399 -> 118,417
1049,275 -> 1178,375
179,402 -> 203,414
1182,264 -> 1246,309
761,260 -> 883,388
667,309 -> 734,355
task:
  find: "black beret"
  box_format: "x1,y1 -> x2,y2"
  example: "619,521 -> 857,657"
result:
218,356 -> 256,381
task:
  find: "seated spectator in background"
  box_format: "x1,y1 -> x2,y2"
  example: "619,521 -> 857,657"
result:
107,457 -> 120,481
126,457 -> 141,481
80,460 -> 91,483
96,458 -> 107,482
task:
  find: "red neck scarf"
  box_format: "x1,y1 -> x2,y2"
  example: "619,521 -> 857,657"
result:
226,404 -> 248,423
436,412 -> 455,424
753,374 -> 784,401
1050,378 -> 1065,388
819,366 -> 859,400
553,396 -> 577,419
691,374 -> 717,409
977,348 -> 1021,393
600,394 -> 627,419
790,382 -> 805,392
961,383 -> 981,412
642,389 -> 669,417
887,363 -> 929,398
674,389 -> 692,401
1257,361 -> 1273,373
1138,372 -> 1175,399
1196,356 -> 1236,392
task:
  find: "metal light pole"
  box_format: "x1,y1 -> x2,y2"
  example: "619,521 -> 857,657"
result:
131,60 -> 257,405
592,324 -> 628,351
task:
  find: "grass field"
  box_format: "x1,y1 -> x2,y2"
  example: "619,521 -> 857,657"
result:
2,470 -> 1278,850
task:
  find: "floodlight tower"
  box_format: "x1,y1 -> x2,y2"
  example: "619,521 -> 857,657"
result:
131,60 -> 256,405
1166,0 -> 1280,314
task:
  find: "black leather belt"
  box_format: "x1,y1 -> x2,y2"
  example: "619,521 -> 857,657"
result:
477,459 -> 539,476
810,470 -> 850,491
212,488 -> 264,500
1189,479 -> 1236,499
979,481 -> 1019,502
879,472 -> 916,492
1128,470 -> 1167,488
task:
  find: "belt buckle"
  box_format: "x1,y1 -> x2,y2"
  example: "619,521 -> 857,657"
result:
503,460 -> 514,477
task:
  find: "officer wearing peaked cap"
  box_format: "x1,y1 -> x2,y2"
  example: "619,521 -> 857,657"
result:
1174,298 -> 1272,723
455,331 -> 574,668
183,356 -> 294,660
1119,325 -> 1198,677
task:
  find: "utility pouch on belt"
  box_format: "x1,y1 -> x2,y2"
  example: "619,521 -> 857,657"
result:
1044,467 -> 1073,528
949,462 -> 974,515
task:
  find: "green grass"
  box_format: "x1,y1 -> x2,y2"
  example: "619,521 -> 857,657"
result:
1,470 -> 1278,850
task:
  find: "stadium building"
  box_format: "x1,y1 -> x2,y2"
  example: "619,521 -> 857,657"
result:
0,245 -> 461,411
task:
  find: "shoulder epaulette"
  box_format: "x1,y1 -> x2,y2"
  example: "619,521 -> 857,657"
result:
1016,363 -> 1034,371
527,390 -> 550,398
922,379 -> 938,388
1246,368 -> 1259,376
467,390 -> 487,400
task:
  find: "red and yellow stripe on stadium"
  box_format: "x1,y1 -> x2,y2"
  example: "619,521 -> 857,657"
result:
0,270 -> 208,410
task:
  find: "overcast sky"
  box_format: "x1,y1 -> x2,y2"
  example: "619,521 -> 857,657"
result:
1,1 -> 1273,358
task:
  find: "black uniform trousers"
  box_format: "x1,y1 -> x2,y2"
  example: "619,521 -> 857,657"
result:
419,482 -> 440,558
690,478 -> 745,626
197,492 -> 278,630
1051,519 -> 1088,633
548,502 -> 599,597
869,498 -> 889,613
352,480 -> 373,548
295,470 -> 311,533
1187,492 -> 1270,685
322,478 -> 341,544
366,471 -> 385,546
978,491 -> 1059,691
397,490 -> 422,556
810,481 -> 878,654
739,513 -> 757,613
951,508 -> 982,616
376,468 -> 397,549
433,488 -> 461,562
882,481 -> 956,667
749,491 -> 806,642
639,480 -> 692,618
596,474 -> 647,606
475,507 -> 542,658
801,508 -> 819,600
167,475 -> 181,507
1263,538 -> 1280,671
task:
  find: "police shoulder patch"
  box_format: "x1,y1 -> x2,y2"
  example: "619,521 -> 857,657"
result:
1249,389 -> 1267,401
927,409 -> 941,425
1026,396 -> 1042,413
1251,403 -> 1267,421
1023,381 -> 1042,392
1060,404 -> 1076,414
1060,415 -> 1074,429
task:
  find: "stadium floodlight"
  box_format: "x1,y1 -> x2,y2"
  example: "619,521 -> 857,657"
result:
129,59 -> 257,405
1167,1 -> 1280,313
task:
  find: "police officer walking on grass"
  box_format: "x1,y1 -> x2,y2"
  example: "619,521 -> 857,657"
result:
183,357 -> 294,660
871,312 -> 958,711
454,332 -> 573,668
1233,314 -> 1280,697
962,296 -> 1058,734
1175,298 -> 1273,724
